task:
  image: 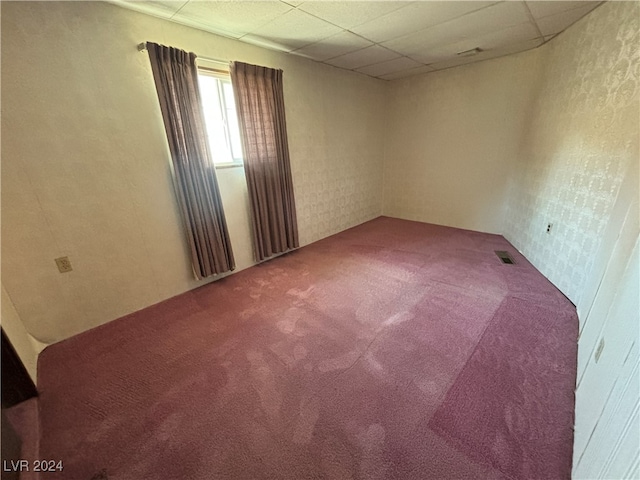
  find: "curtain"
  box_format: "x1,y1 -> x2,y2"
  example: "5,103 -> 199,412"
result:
146,42 -> 234,279
230,62 -> 299,262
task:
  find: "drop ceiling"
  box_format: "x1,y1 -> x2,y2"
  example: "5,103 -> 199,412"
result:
111,0 -> 602,80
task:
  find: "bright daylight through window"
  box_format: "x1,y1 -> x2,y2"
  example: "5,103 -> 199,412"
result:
198,71 -> 243,166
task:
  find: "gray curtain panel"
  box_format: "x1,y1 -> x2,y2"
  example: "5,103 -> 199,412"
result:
230,62 -> 299,262
146,42 -> 235,279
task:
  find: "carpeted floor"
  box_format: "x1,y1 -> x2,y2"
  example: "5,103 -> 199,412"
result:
17,217 -> 579,479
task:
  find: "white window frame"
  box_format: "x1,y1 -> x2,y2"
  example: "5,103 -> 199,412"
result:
197,67 -> 244,169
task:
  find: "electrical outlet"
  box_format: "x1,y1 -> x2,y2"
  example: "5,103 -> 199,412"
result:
55,256 -> 73,273
546,223 -> 553,234
595,338 -> 605,363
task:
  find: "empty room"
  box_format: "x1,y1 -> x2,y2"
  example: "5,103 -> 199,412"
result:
1,1 -> 638,479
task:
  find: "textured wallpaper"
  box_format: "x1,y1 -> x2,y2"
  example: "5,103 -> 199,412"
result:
382,50 -> 541,234
289,84 -> 385,247
503,1 -> 639,307
1,1 -> 385,343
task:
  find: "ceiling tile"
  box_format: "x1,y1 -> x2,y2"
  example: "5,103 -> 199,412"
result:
298,2 -> 409,30
406,48 -> 457,66
379,65 -> 436,81
324,45 -> 401,69
242,8 -> 343,51
383,20 -> 467,55
535,3 -> 600,36
172,1 -> 293,39
438,1 -> 532,38
526,1 -> 600,20
427,54 -> 479,72
384,2 -> 532,55
410,21 -> 539,64
428,37 -> 543,72
110,0 -> 188,19
111,0 -> 559,77
292,31 -> 373,61
350,1 -> 495,43
356,56 -> 423,77
480,36 -> 544,58
473,20 -> 540,48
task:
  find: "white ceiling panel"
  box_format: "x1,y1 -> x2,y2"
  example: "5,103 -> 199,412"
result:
525,1 -> 599,20
440,1 -> 532,39
243,8 -> 343,51
172,1 -> 293,39
383,20 -> 468,55
355,56 -> 423,77
110,0 -> 603,81
350,1 -> 494,44
409,21 -> 540,64
429,37 -> 544,72
298,1 -> 409,30
383,2 -> 532,56
475,36 -> 544,59
535,3 -> 600,36
379,65 -> 436,81
407,48 -> 456,66
478,21 -> 540,48
292,31 -> 373,61
325,45 -> 401,69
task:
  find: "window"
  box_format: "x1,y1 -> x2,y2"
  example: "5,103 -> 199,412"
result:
197,70 -> 243,166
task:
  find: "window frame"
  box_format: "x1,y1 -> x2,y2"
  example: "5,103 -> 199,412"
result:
197,66 -> 244,169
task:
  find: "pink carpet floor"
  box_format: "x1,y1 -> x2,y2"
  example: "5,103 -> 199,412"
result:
26,217 -> 578,479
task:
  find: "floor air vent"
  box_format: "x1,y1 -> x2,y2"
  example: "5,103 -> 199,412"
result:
495,251 -> 515,264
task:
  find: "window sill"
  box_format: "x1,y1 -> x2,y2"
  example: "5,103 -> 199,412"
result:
214,162 -> 244,170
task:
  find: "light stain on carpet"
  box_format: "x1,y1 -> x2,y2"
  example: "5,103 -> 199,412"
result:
358,424 -> 387,480
286,285 -> 314,299
294,344 -> 307,361
381,311 -> 414,328
247,350 -> 282,420
277,307 -> 304,334
292,396 -> 321,444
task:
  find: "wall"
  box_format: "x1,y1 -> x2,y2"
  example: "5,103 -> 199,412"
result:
501,2 -> 639,477
503,1 -> 639,307
381,1 -> 638,475
1,1 -> 386,345
383,48 -> 542,234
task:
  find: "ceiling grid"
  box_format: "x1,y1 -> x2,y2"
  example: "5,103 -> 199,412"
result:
111,0 -> 602,80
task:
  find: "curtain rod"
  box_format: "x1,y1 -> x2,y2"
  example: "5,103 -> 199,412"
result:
137,42 -> 229,68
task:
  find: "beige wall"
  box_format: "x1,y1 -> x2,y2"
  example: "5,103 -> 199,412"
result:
501,2 -> 639,477
383,48 -> 542,234
503,1 -> 639,307
1,1 -> 386,345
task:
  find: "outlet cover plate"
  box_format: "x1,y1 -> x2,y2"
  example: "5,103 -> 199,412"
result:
55,256 -> 73,273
